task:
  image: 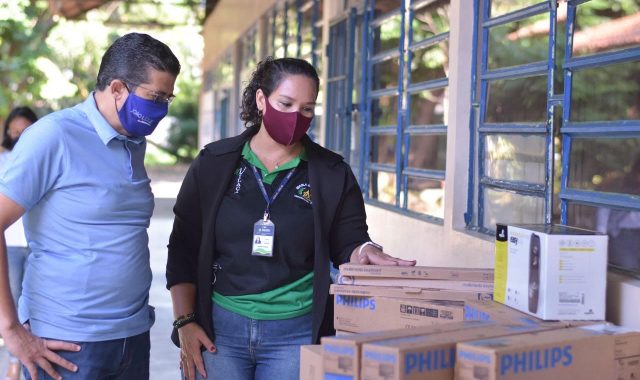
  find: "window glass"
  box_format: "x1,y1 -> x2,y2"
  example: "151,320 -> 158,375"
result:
374,0 -> 402,17
412,1 -> 450,41
483,188 -> 545,229
567,203 -> 640,272
274,8 -> 286,57
487,14 -> 549,69
485,75 -> 548,123
287,4 -> 299,41
410,42 -> 448,83
407,135 -> 447,171
484,134 -> 546,184
409,89 -> 446,125
370,171 -> 397,206
573,1 -> 640,58
568,138 -> 640,196
372,58 -> 401,90
490,0 -> 542,18
371,135 -> 397,165
373,14 -> 402,54
371,95 -> 399,126
570,61 -> 640,122
407,178 -> 445,217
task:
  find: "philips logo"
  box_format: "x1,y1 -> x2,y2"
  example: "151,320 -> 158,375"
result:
336,295 -> 376,310
464,305 -> 491,321
500,345 -> 573,376
405,347 -> 455,374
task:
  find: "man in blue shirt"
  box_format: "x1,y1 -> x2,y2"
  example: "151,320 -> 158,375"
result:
0,33 -> 180,380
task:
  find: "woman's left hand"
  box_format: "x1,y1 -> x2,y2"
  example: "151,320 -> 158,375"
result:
350,243 -> 416,266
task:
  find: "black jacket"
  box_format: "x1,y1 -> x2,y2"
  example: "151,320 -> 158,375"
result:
166,126 -> 370,345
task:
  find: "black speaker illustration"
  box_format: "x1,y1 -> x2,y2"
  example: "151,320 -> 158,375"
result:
528,233 -> 541,313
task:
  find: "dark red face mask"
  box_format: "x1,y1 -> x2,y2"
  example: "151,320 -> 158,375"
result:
262,97 -> 313,146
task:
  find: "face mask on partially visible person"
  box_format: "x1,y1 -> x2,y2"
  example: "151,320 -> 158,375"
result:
116,92 -> 168,137
262,97 -> 313,146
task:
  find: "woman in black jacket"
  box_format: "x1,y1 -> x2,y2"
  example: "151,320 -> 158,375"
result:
166,57 -> 415,380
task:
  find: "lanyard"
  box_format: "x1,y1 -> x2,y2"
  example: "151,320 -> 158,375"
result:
250,165 -> 296,221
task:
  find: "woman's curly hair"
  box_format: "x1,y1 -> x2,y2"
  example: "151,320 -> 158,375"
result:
240,56 -> 319,128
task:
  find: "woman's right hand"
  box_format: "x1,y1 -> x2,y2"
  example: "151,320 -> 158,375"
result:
178,322 -> 216,380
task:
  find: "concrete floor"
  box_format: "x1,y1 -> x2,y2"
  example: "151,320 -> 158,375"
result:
0,166 -> 187,380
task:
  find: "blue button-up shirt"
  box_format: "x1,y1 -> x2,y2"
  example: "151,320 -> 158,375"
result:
0,94 -> 155,341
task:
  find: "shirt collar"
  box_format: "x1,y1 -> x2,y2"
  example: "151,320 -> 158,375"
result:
242,142 -> 307,168
77,93 -> 145,146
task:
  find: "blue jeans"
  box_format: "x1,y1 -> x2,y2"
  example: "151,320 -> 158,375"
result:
23,331 -> 150,380
191,303 -> 312,380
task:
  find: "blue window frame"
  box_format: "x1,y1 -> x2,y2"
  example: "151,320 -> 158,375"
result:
240,25 -> 258,83
360,0 -> 451,220
560,1 -> 640,273
269,0 -> 322,63
299,0 -> 323,67
469,0 -> 640,273
467,1 -> 554,233
326,9 -> 358,166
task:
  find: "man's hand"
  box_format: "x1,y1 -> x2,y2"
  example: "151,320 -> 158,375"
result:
3,323 -> 80,380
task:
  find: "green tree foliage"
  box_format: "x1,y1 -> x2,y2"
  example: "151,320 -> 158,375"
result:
0,0 -> 202,163
0,0 -> 56,116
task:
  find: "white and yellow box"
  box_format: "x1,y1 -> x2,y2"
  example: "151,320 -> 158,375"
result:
494,224 -> 607,320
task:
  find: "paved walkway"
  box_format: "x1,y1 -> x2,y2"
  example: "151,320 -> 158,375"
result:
0,164 -> 188,379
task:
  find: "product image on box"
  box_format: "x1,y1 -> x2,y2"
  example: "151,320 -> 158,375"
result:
528,233 -> 540,314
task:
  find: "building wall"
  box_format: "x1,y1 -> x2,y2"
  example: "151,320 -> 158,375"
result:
199,0 -> 640,329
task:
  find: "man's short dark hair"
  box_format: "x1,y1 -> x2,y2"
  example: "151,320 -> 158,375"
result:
96,33 -> 181,91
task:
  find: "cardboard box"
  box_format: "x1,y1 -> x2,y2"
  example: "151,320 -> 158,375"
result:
334,294 -> 464,333
337,274 -> 494,292
300,345 -> 323,380
339,263 -> 493,282
494,224 -> 607,320
330,284 -> 493,302
464,299 -> 564,326
464,299 -> 598,329
455,323 -> 640,379
361,322 -> 565,380
322,321 -> 491,380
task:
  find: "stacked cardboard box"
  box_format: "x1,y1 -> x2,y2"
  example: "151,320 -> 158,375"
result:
332,264 -> 494,334
455,323 -> 640,379
300,345 -> 323,380
321,321 -> 492,380
361,322 -> 567,380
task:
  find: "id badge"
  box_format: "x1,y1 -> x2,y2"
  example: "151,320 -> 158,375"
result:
252,218 -> 275,257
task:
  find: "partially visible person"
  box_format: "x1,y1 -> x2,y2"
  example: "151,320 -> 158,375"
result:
0,106 -> 38,380
0,32 -> 180,380
166,57 -> 416,380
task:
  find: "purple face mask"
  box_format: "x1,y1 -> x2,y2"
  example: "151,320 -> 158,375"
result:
117,92 -> 168,137
262,97 -> 313,146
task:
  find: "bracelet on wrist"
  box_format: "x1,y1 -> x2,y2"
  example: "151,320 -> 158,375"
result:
173,312 -> 196,329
